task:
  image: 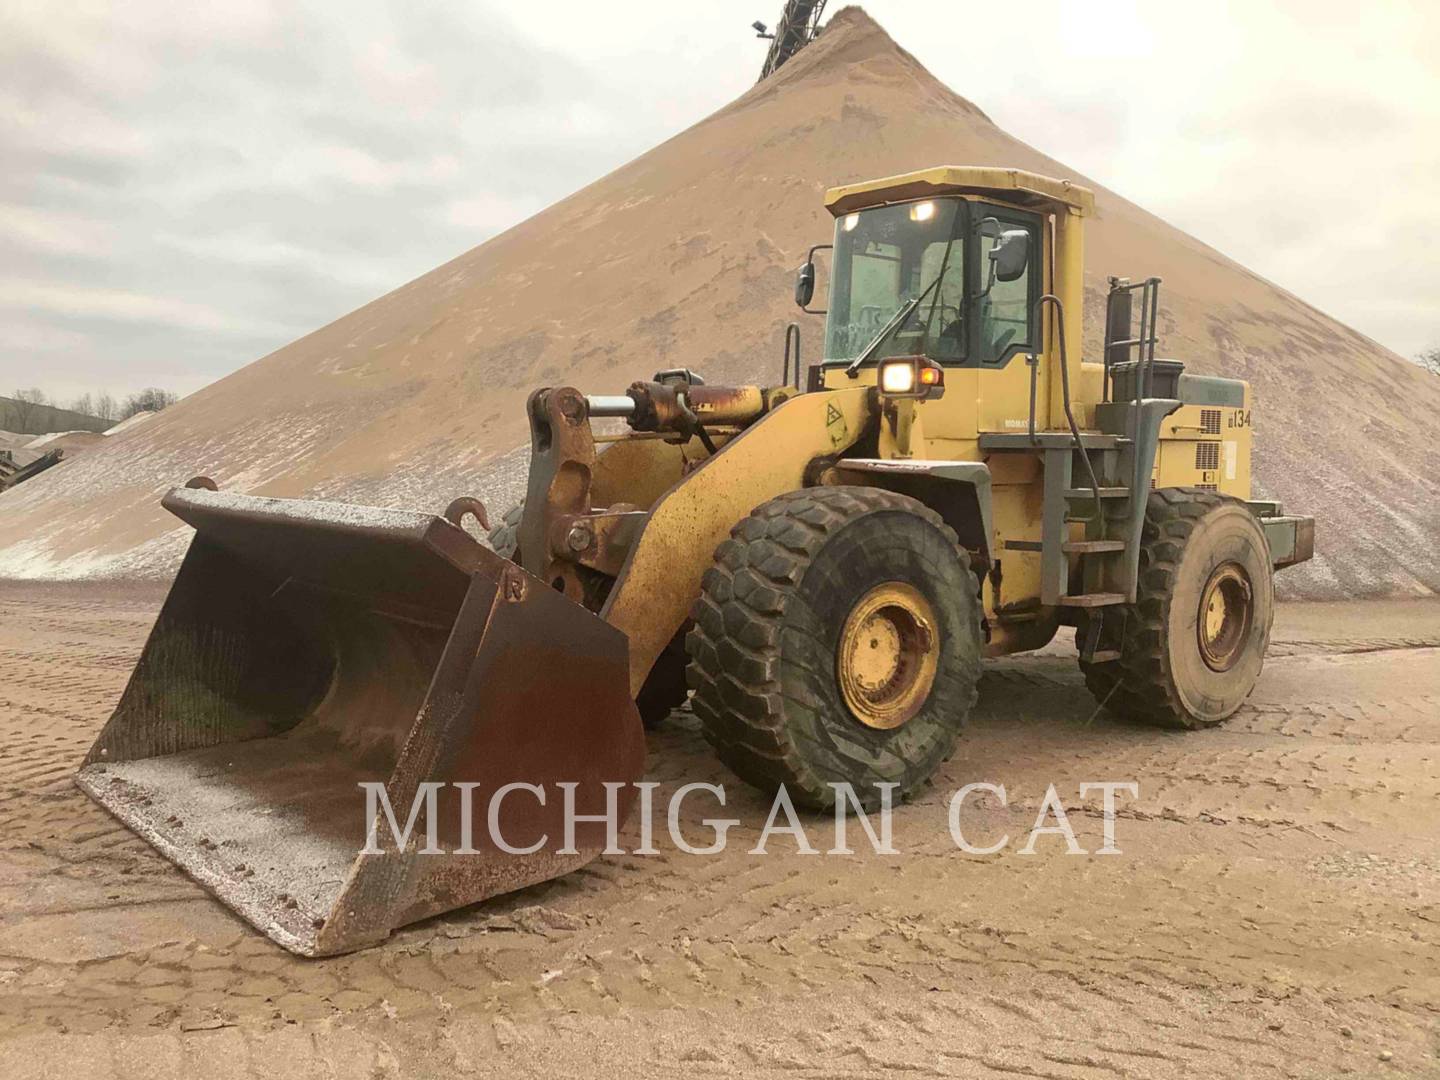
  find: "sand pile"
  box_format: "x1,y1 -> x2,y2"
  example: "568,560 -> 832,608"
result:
0,7 -> 1434,596
23,431 -> 105,455
101,411 -> 157,437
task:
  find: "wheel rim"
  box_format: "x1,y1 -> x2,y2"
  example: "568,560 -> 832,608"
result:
836,582 -> 941,730
1196,562 -> 1253,672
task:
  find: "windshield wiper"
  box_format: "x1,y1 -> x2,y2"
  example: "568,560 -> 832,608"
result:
844,274 -> 942,378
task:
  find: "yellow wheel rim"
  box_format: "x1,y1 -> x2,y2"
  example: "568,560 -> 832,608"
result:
836,582 -> 941,730
1197,562 -> 1253,672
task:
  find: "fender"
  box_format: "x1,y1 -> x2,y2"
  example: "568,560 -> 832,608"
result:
825,458 -> 994,571
1112,397 -> 1182,602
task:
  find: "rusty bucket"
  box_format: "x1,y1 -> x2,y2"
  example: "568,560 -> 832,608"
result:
76,486 -> 644,956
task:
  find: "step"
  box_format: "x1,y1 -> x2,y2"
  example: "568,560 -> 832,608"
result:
1065,487 -> 1129,499
1057,593 -> 1127,608
1002,539 -> 1128,554
979,432 -> 1122,451
1082,648 -> 1122,664
1062,539 -> 1126,554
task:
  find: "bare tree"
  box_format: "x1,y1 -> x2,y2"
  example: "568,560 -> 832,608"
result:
68,392 -> 95,417
95,393 -> 118,422
8,387 -> 49,434
120,387 -> 179,420
1418,346 -> 1440,376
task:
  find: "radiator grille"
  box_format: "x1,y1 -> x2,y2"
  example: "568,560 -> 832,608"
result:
1196,441 -> 1220,471
1201,409 -> 1222,434
1196,483 -> 1218,491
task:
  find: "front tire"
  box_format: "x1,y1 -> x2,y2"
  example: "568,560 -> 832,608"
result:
1081,487 -> 1274,728
687,486 -> 982,809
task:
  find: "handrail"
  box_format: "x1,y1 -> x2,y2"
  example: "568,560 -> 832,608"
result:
1032,293 -> 1105,538
782,322 -> 801,387
1101,275 -> 1163,499
1128,277 -> 1161,499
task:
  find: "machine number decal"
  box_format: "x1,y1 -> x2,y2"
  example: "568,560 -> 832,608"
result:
825,400 -> 848,447
1228,409 -> 1251,429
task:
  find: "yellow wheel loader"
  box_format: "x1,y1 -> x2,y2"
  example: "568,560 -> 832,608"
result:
77,166 -> 1314,954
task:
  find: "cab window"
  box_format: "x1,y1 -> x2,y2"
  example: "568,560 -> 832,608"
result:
973,206 -> 1041,366
824,198 -> 967,364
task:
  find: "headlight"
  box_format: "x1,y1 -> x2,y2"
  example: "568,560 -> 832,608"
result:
880,360 -> 916,394
877,358 -> 944,399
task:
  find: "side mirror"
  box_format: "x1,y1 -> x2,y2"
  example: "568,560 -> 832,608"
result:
794,262 -> 816,308
794,243 -> 831,314
990,229 -> 1029,282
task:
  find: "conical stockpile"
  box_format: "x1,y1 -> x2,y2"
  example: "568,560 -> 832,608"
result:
1,8 -> 1435,597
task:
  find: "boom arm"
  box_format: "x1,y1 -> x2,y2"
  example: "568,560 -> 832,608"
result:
603,386 -> 872,694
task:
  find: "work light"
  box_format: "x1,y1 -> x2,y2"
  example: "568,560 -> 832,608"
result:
880,361 -> 915,394
878,358 -> 944,399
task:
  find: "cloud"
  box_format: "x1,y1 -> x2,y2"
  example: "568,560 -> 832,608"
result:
0,280 -> 278,334
0,204 -> 116,257
1,0 -> 1436,407
886,0 -> 1440,359
0,0 -> 742,400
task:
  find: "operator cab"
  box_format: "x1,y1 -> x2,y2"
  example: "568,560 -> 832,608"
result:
823,196 -> 1038,370
795,167 -> 1095,379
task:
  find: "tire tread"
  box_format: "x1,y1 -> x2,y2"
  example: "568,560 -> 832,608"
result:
1080,486 -> 1270,730
688,486 -> 981,806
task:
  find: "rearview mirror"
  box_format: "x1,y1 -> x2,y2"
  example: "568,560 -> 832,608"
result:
990,229 -> 1029,282
794,262 -> 815,308
794,243 -> 831,314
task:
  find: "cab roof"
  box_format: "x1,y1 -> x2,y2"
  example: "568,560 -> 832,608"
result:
824,166 -> 1096,218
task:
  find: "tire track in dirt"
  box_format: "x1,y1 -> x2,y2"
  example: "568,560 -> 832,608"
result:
0,583 -> 1436,1076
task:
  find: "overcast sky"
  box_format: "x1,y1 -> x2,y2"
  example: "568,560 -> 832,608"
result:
2,1 -> 1436,404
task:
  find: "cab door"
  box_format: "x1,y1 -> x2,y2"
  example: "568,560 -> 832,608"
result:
971,202 -> 1047,435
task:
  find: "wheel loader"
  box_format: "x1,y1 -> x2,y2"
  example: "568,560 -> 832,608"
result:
77,166 -> 1314,955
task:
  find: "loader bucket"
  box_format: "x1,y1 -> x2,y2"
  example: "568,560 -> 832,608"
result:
75,486 -> 645,956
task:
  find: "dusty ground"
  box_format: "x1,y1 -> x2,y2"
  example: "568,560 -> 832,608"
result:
1,581 -> 1437,1077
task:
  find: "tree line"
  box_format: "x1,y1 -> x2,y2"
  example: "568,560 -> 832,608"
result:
4,387 -> 179,435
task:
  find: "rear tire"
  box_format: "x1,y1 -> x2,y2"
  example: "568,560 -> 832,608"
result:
687,486 -> 982,810
489,500 -> 688,727
1080,487 -> 1273,729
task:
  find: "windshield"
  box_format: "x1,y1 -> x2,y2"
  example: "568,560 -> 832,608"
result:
823,198 -> 967,365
